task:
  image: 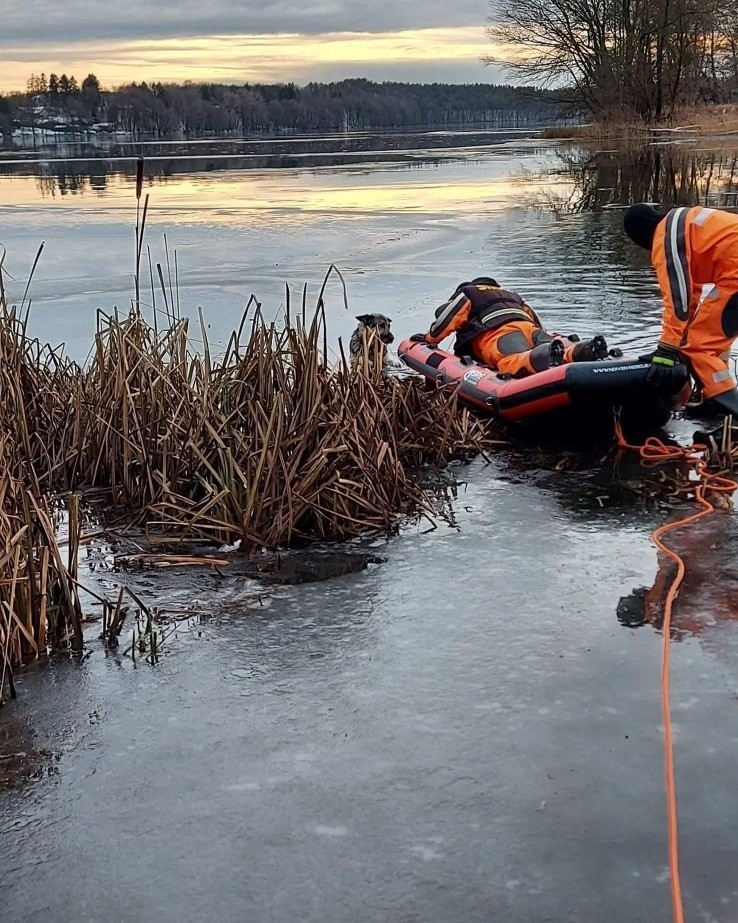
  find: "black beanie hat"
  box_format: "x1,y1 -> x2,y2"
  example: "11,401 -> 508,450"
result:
623,203 -> 666,250
455,277 -> 499,293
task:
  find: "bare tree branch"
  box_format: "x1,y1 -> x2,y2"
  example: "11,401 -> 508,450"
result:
487,0 -> 736,120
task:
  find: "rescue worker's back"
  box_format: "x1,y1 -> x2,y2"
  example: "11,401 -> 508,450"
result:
624,203 -> 738,411
414,277 -> 608,377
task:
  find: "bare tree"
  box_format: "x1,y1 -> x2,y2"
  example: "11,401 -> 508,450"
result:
486,0 -> 728,121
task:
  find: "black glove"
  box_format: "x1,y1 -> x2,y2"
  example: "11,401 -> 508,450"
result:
409,332 -> 429,343
642,345 -> 683,389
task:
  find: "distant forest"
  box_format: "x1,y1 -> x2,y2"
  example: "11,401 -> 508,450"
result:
0,74 -> 564,142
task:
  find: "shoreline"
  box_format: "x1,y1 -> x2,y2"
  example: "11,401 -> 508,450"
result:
541,105 -> 738,142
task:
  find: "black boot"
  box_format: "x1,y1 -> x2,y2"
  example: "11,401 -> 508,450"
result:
548,339 -> 565,367
571,335 -> 608,362
685,389 -> 738,418
526,339 -> 566,375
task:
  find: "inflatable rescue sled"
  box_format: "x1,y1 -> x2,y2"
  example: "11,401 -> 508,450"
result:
398,339 -> 689,428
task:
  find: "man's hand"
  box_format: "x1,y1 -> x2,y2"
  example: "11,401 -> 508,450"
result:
409,333 -> 429,343
642,345 -> 684,389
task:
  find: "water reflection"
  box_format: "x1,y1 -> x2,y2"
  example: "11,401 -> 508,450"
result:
5,127 -> 538,162
24,153 -> 492,200
35,169 -> 109,198
525,143 -> 738,215
0,715 -> 57,791
617,513 -> 738,638
0,128 -> 542,200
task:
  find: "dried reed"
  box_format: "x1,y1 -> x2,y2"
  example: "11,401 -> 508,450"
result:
0,267 -> 87,700
0,442 -> 83,704
73,299 -> 501,545
0,265 -> 502,698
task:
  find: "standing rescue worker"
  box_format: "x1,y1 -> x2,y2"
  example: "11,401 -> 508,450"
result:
410,277 -> 608,377
623,203 -> 738,415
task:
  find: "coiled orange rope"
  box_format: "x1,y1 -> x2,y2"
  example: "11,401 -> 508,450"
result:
615,421 -> 737,923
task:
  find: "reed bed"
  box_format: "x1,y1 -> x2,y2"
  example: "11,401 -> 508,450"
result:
72,302 -> 501,545
0,269 -> 85,701
0,445 -> 83,705
2,294 -> 502,543
0,277 -> 502,696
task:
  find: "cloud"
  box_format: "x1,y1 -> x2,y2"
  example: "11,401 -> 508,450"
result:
0,28 -> 504,91
1,0 -> 488,44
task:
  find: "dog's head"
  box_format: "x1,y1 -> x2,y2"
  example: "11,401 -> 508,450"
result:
355,313 -> 394,345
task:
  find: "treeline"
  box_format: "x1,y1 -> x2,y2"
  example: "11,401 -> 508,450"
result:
488,0 -> 738,121
0,75 -> 562,140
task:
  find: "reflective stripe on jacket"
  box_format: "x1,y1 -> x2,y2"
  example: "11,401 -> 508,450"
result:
653,206 -> 738,349
426,282 -> 540,356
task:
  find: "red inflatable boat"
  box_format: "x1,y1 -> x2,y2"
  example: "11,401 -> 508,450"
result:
397,339 -> 689,428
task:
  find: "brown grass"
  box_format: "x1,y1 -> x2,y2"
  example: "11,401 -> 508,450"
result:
541,105 -> 738,142
0,464 -> 83,697
75,301 -> 501,545
0,269 -> 85,703
0,268 -> 503,699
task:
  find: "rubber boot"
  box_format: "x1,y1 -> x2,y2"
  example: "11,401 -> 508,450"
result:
527,339 -> 565,374
570,335 -> 608,362
685,387 -> 738,419
548,339 -> 565,367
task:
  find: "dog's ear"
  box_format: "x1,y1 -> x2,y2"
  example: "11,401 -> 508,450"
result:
355,314 -> 373,325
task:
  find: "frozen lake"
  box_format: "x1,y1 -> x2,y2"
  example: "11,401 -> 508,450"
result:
3,130 -> 738,922
0,128 -> 694,361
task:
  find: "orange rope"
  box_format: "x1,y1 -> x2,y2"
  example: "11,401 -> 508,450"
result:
615,421 -> 737,923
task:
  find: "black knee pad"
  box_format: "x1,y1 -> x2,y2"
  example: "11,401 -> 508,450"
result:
496,330 -> 531,356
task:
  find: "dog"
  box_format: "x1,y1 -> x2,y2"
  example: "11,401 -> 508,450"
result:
349,313 -> 401,372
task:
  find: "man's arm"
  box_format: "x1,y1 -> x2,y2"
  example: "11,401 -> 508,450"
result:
424,292 -> 472,345
654,208 -> 697,350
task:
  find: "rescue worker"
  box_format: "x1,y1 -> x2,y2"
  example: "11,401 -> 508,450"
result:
410,277 -> 609,376
623,203 -> 738,415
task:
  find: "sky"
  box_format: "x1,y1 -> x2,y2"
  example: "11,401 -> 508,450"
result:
0,0 -> 508,92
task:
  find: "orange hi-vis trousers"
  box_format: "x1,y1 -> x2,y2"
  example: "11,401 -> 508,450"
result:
471,320 -> 577,377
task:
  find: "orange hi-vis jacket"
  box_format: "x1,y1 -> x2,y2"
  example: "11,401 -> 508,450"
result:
425,283 -> 541,355
653,206 -> 738,398
424,282 -> 574,376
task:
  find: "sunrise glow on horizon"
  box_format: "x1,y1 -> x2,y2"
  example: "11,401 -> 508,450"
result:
0,26 -> 506,93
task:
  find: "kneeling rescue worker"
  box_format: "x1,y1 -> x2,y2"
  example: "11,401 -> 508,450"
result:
410,277 -> 608,376
624,203 -> 738,415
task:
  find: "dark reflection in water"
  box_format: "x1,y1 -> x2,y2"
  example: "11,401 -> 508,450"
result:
499,434 -> 738,642
527,143 -> 738,215
0,714 -> 58,792
0,128 -> 540,199
34,168 -> 110,198
5,127 -> 536,164
617,512 -> 738,639
26,153 -> 480,200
